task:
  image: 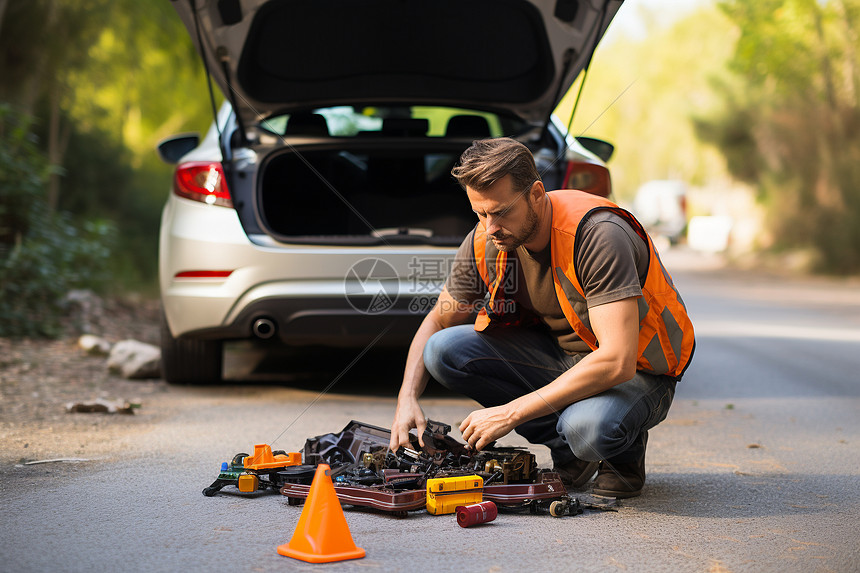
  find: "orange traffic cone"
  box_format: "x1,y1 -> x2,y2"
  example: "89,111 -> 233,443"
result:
277,464 -> 366,563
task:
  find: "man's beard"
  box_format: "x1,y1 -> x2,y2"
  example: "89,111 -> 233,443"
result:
490,202 -> 540,252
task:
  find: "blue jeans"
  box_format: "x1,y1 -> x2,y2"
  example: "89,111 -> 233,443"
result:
424,325 -> 676,466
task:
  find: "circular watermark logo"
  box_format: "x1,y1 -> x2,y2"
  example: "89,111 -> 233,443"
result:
344,258 -> 400,315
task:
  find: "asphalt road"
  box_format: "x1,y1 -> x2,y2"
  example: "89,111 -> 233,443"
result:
2,250 -> 859,572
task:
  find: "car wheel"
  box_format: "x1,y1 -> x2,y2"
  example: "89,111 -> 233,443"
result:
160,309 -> 223,384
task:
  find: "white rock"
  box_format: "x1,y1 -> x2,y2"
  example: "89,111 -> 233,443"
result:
79,334 -> 111,356
107,339 -> 162,379
63,289 -> 106,333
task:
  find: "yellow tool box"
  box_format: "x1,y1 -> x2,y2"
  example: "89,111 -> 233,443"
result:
426,475 -> 483,515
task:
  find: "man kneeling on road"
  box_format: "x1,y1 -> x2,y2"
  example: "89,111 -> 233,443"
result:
390,138 -> 695,498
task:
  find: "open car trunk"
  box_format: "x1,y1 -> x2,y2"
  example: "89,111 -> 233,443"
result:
172,0 -> 623,133
258,144 -> 477,245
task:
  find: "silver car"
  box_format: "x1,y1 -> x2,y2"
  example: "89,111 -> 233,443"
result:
157,0 -> 622,383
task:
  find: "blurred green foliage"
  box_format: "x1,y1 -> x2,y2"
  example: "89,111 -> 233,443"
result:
556,0 -> 860,274
556,5 -> 737,196
0,106 -> 50,248
697,0 -> 860,273
0,0 -> 214,295
0,105 -> 114,337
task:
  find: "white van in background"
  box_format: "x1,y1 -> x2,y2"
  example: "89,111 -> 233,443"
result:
631,180 -> 688,245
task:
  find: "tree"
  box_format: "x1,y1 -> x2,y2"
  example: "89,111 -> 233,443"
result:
696,0 -> 860,273
1,1 -> 215,289
0,1 -> 110,206
554,6 -> 737,199
0,105 -> 114,337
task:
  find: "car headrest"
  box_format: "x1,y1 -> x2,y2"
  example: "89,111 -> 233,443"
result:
381,118 -> 429,136
285,113 -> 329,136
445,115 -> 491,138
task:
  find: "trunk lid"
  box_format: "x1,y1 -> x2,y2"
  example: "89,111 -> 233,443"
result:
171,0 -> 622,132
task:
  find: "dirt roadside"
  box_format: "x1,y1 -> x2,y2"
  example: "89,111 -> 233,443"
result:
0,298 -> 172,467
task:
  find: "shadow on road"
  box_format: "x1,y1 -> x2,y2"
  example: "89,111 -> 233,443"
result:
221,340 -> 455,398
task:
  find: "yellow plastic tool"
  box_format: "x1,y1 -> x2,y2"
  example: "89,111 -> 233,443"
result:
426,475 -> 483,515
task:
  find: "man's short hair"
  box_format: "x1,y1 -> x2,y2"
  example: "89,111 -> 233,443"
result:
451,137 -> 540,193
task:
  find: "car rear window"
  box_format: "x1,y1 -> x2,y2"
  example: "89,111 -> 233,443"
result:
258,106 -> 528,138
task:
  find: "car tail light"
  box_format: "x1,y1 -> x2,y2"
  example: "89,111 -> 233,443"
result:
562,160 -> 612,198
173,161 -> 233,207
174,270 -> 234,279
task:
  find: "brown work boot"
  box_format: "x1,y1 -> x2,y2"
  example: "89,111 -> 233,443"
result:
553,456 -> 599,489
593,431 -> 648,498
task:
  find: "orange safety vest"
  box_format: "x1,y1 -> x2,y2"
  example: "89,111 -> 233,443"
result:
472,190 -> 695,380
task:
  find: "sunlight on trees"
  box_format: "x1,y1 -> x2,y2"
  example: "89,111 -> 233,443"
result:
697,0 -> 860,272
555,1 -> 860,273
555,5 -> 737,199
0,0 -> 215,290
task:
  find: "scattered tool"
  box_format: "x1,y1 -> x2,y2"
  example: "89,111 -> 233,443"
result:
426,475 -> 484,515
456,501 -> 498,527
283,420 -> 577,517
202,444 -> 301,496
203,420 -> 581,518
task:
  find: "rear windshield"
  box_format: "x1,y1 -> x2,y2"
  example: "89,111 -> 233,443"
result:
258,106 -> 529,138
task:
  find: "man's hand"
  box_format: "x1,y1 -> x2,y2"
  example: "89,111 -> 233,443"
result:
459,405 -> 516,452
389,398 -> 427,451
389,287 -> 474,452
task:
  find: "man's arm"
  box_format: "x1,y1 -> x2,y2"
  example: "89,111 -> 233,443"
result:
459,296 -> 639,451
389,286 -> 475,450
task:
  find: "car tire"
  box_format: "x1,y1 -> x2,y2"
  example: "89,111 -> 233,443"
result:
160,309 -> 223,384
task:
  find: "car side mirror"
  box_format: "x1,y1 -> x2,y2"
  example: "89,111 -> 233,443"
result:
575,136 -> 614,163
157,133 -> 200,164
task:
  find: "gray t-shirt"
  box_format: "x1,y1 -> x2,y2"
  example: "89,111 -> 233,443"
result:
446,210 -> 648,354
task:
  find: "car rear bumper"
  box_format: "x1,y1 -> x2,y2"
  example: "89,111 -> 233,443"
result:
176,293 -> 429,347
159,195 -> 458,344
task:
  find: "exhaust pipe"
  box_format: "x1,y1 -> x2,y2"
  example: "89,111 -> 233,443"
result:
252,317 -> 276,339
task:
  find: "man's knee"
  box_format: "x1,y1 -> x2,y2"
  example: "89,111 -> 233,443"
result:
423,326 -> 472,387
557,413 -> 626,462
